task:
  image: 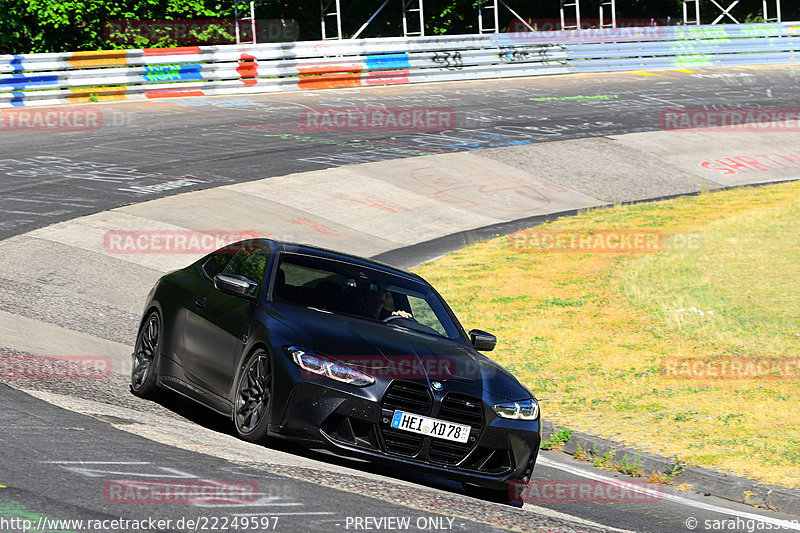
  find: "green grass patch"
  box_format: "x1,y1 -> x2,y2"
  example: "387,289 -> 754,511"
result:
414,181 -> 800,489
540,429 -> 573,450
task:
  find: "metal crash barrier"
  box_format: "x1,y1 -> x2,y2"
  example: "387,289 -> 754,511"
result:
0,22 -> 797,108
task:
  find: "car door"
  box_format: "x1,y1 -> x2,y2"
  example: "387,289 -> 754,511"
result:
182,241 -> 270,398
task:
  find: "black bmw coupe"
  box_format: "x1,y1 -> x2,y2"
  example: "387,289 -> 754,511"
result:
131,239 -> 540,497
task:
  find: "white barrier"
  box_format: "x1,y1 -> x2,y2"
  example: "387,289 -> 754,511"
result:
0,22 -> 796,107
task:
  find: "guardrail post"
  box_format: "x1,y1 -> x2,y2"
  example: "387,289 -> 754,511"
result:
599,0 -> 616,29
683,0 -> 701,24
402,0 -> 425,37
234,0 -> 258,44
763,0 -> 782,22
478,0 -> 500,34
321,0 -> 343,40
560,0 -> 581,30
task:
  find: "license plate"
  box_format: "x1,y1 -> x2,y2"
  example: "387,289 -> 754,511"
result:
390,410 -> 471,443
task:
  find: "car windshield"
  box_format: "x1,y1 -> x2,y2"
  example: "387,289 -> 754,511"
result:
273,253 -> 463,341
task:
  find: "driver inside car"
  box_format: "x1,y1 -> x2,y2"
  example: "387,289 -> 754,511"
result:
356,285 -> 412,321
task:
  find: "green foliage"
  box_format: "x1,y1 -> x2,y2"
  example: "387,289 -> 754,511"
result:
593,450 -> 616,468
0,0 -> 235,53
1,0 -> 796,53
667,456 -> 686,479
540,429 -> 573,450
573,443 -> 587,461
618,455 -> 643,477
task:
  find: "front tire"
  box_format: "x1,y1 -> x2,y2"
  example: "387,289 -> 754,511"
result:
131,311 -> 161,398
234,348 -> 272,442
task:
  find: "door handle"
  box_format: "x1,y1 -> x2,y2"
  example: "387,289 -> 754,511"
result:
195,297 -> 207,310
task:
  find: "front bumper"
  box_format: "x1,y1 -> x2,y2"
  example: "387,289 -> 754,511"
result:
269,379 -> 540,488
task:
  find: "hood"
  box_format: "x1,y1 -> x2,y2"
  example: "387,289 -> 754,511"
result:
268,303 -> 532,401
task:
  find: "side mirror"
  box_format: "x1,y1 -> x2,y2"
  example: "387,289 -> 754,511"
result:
469,329 -> 496,352
214,273 -> 258,299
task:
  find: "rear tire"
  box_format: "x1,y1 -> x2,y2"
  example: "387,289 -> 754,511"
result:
130,311 -> 161,399
234,348 -> 273,443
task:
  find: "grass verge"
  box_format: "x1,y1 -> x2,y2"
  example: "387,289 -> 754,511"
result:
413,180 -> 800,489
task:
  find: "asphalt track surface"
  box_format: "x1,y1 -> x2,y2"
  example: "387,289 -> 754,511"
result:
0,383 -> 514,533
1,65 -> 798,241
4,377 -> 800,533
2,65 -> 800,533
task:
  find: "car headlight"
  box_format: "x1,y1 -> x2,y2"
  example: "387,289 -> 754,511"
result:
285,346 -> 374,387
492,399 -> 539,421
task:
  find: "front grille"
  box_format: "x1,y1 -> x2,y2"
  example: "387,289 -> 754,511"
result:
382,381 -> 433,415
429,393 -> 483,464
382,429 -> 425,455
380,381 -> 432,456
438,393 -> 483,426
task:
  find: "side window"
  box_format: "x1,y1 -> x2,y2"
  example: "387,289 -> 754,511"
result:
202,248 -> 236,279
221,242 -> 270,298
407,295 -> 447,337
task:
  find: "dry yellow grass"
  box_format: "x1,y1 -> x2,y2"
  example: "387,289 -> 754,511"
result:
414,181 -> 800,488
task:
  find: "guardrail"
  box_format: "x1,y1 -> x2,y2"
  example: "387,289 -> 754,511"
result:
567,23 -> 799,71
1,22 -> 797,108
